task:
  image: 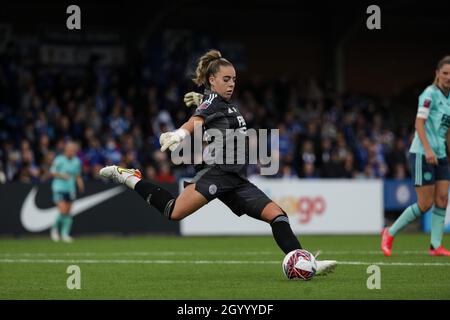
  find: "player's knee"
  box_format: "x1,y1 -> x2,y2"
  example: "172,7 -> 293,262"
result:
168,197 -> 193,221
267,207 -> 288,225
418,200 -> 433,213
270,212 -> 289,225
59,204 -> 70,213
168,208 -> 186,221
261,202 -> 285,223
435,194 -> 448,208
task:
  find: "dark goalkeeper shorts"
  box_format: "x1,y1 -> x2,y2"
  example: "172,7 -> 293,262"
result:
184,166 -> 272,220
409,153 -> 450,186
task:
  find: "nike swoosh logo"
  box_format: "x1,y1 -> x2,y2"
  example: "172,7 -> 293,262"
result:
20,186 -> 126,232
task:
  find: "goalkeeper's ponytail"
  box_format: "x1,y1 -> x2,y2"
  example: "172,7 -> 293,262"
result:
193,49 -> 233,88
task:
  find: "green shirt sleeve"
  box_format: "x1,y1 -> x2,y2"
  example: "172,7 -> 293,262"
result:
50,156 -> 62,173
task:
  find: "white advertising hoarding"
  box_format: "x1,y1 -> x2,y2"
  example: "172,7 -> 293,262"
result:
180,178 -> 383,235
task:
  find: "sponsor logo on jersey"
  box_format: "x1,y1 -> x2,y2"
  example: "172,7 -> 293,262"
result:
197,94 -> 217,110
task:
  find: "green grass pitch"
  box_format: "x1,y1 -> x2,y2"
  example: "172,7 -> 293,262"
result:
1,234 -> 450,299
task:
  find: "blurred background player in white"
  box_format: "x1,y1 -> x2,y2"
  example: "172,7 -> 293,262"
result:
381,56 -> 450,256
100,49 -> 336,276
50,141 -> 84,243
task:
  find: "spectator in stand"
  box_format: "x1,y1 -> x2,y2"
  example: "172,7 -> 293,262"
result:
386,138 -> 409,178
145,164 -> 158,180
102,137 -> 122,165
302,162 -> 319,179
156,163 -> 175,183
0,44 -> 418,182
321,151 -> 344,178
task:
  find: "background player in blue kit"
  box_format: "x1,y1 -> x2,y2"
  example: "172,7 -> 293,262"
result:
382,56 -> 450,256
50,141 -> 84,243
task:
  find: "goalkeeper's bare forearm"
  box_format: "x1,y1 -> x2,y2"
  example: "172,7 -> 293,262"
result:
180,116 -> 204,134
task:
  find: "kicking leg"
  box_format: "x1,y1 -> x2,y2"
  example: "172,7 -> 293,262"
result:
99,165 -> 207,220
260,202 -> 302,254
260,202 -> 336,276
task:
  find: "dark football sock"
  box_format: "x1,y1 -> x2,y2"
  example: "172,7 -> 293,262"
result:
134,180 -> 176,219
271,214 -> 302,254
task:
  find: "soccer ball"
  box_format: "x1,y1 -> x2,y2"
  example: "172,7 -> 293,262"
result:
282,249 -> 317,280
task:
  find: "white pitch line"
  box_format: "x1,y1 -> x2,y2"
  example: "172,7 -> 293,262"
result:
0,252 -> 277,257
1,259 -> 450,267
337,261 -> 450,267
0,250 -> 429,257
316,250 -> 429,255
0,259 -> 275,265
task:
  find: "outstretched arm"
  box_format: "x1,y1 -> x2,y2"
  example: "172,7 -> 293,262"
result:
180,116 -> 204,134
160,116 -> 204,152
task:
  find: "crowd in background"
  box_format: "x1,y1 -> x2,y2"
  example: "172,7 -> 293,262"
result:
0,47 -> 414,184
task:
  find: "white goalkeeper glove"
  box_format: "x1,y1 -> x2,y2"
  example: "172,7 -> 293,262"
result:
159,129 -> 189,152
183,92 -> 203,107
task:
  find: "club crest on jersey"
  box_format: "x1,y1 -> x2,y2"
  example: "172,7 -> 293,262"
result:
198,100 -> 211,110
423,99 -> 431,109
209,184 -> 217,195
